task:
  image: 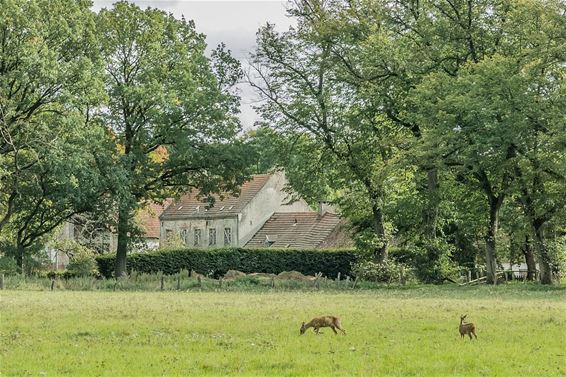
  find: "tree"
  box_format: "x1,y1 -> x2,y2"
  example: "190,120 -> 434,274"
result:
411,0 -> 565,284
250,20 -> 414,262
97,2 -> 251,277
0,0 -> 112,272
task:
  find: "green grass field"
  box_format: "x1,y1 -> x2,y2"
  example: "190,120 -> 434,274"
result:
1,286 -> 565,376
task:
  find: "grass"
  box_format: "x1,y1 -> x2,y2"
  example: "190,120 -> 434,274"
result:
1,286 -> 565,376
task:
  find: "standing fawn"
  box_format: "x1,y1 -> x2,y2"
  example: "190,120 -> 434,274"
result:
459,314 -> 477,340
300,316 -> 346,335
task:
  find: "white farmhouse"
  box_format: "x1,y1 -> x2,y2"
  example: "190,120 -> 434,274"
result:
159,172 -> 312,247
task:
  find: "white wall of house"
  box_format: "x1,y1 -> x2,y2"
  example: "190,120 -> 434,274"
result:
159,172 -> 311,248
161,217 -> 239,247
237,172 -> 311,245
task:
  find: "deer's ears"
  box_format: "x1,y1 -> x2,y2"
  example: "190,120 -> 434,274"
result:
301,322 -> 305,326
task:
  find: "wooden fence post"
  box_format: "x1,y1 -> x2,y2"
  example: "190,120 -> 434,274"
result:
352,277 -> 359,289
160,276 -> 164,291
336,272 -> 341,282
314,272 -> 322,290
271,276 -> 275,288
219,277 -> 223,288
0,273 -> 4,290
197,275 -> 202,288
51,279 -> 55,291
177,274 -> 181,290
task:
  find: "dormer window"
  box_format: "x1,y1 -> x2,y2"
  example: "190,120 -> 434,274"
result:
264,235 -> 277,247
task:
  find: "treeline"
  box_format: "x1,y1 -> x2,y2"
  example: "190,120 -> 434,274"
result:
246,0 -> 566,284
1,0 -> 564,285
0,1 -> 253,276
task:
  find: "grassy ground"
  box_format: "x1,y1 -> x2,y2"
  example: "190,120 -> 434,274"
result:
1,285 -> 565,376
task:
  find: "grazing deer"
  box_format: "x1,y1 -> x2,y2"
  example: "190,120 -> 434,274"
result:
459,314 -> 477,340
300,316 -> 346,335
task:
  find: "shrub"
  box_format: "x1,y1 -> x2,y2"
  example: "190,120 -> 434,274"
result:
96,247 -> 361,279
0,256 -> 18,275
351,259 -> 413,283
391,240 -> 459,284
54,240 -> 99,277
40,270 -> 75,280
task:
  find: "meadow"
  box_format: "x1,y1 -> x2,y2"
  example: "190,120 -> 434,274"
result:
1,285 -> 565,376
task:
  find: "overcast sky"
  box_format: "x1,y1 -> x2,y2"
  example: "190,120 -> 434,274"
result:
92,1 -> 296,128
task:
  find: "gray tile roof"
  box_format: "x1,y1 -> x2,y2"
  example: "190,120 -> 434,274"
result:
245,212 -> 352,248
160,174 -> 271,220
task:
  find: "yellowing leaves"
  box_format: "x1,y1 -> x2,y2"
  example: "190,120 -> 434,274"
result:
116,143 -> 125,155
149,145 -> 169,164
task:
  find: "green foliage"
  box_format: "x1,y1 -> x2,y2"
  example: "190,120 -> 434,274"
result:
354,229 -> 387,257
54,240 -> 99,277
95,247 -> 360,279
97,2 -> 252,276
0,0 -> 114,271
40,270 -> 76,280
351,259 -> 413,284
0,255 -> 18,275
392,240 -> 459,284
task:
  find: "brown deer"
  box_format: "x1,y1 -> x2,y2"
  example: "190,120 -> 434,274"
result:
300,316 -> 346,335
459,314 -> 477,340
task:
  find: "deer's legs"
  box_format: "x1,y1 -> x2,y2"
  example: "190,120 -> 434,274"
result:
331,326 -> 338,335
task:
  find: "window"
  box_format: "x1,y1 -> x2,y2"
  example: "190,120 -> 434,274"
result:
224,227 -> 232,245
208,228 -> 217,246
194,229 -> 202,247
165,229 -> 173,241
180,229 -> 188,245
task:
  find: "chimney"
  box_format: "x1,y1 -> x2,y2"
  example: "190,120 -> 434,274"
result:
318,201 -> 335,217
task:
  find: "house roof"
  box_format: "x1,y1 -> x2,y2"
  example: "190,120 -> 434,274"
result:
135,200 -> 172,238
245,212 -> 353,249
160,174 -> 272,220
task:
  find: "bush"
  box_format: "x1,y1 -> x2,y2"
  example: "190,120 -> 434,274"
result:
54,240 -> 99,277
40,270 -> 76,280
391,240 -> 459,284
0,256 -> 18,275
351,259 -> 412,283
96,247 -> 361,279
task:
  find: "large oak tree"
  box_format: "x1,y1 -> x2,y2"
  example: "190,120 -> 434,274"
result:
97,2 -> 250,277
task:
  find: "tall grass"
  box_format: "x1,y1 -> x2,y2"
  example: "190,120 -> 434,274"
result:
1,287 -> 565,376
3,273 -> 566,296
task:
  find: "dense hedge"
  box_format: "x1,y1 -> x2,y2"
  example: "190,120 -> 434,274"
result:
96,247 -> 361,279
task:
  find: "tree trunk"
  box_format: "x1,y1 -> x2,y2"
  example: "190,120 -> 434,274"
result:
532,225 -> 552,285
16,243 -> 24,274
522,235 -> 536,281
372,204 -> 388,263
114,206 -> 130,278
485,200 -> 499,284
424,168 -> 440,239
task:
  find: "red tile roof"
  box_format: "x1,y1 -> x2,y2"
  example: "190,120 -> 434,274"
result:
160,174 -> 272,220
245,212 -> 353,249
135,200 -> 171,239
